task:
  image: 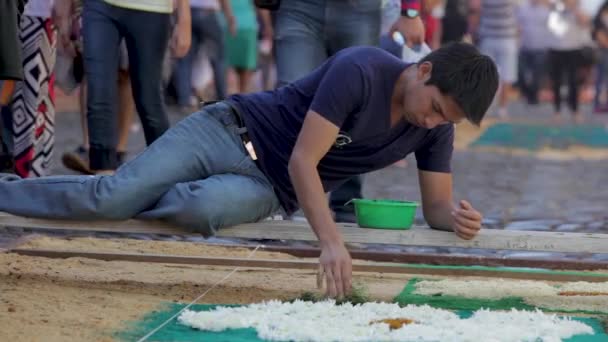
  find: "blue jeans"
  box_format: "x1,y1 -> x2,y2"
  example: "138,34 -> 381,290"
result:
173,9 -> 226,104
83,0 -> 171,170
274,0 -> 382,87
0,103 -> 280,236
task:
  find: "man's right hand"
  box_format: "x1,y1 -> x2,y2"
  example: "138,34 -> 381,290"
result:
318,242 -> 352,298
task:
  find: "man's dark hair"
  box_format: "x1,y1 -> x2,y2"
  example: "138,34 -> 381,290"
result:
419,42 -> 498,126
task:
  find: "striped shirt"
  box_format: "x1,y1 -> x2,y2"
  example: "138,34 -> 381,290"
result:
479,0 -> 517,39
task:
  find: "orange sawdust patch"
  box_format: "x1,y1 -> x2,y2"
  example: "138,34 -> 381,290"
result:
371,318 -> 416,330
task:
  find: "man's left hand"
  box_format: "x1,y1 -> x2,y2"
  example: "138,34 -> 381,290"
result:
391,16 -> 425,47
451,200 -> 482,240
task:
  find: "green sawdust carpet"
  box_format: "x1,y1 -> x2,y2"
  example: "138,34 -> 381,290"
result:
471,123 -> 608,150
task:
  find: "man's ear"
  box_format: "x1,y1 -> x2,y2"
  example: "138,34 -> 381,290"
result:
417,61 -> 433,81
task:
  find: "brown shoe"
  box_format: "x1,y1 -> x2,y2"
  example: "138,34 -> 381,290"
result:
61,146 -> 93,175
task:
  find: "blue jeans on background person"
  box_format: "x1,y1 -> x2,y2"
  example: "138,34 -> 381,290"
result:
83,0 -> 171,170
173,9 -> 227,104
273,0 -> 381,221
0,103 -> 280,236
274,0 -> 382,87
518,49 -> 546,105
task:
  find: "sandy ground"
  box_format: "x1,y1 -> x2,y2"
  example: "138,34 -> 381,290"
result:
1,236 -> 417,342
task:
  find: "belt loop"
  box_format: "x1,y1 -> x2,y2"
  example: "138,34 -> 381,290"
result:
235,126 -> 248,135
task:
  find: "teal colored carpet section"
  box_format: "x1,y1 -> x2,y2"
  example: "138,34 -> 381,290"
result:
117,300 -> 607,341
116,303 -> 261,342
471,123 -> 608,150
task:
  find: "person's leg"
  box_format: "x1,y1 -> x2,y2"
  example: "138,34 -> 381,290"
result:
566,50 -> 581,118
594,53 -> 605,111
480,39 -> 506,115
237,69 -> 255,94
324,0 -> 381,222
529,50 -> 546,105
137,173 -> 280,235
116,70 -> 134,163
273,0 -> 327,86
326,0 -> 382,54
518,50 -> 532,104
1,105 -> 14,155
0,104 -> 14,173
80,79 -> 89,148
0,103 -> 253,220
593,49 -> 608,112
60,76 -> 90,174
121,8 -> 171,146
63,70 -> 133,173
82,0 -> 122,171
496,39 -> 517,117
173,9 -> 204,107
201,11 -> 228,100
600,50 -> 608,111
549,50 -> 563,116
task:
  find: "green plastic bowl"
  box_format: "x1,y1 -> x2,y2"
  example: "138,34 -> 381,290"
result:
351,199 -> 419,230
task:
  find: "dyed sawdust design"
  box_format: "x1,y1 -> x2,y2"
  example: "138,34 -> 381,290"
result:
396,278 -> 608,314
468,123 -> 608,160
116,302 -> 607,342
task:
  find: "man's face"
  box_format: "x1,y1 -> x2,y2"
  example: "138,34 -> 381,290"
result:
402,62 -> 467,130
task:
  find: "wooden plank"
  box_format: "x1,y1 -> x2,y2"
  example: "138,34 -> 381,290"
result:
0,234 -> 36,254
0,212 -> 187,235
218,223 -> 608,254
1,212 -> 607,253
255,245 -> 608,270
11,248 -> 608,282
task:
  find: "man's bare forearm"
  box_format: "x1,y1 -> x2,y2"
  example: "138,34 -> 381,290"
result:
288,156 -> 342,247
423,202 -> 455,232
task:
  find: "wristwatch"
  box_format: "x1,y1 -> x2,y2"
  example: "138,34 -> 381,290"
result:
402,8 -> 420,19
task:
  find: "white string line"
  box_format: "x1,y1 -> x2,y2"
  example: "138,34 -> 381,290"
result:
136,244 -> 264,342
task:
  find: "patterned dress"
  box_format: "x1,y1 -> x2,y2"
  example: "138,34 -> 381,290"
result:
9,13 -> 57,177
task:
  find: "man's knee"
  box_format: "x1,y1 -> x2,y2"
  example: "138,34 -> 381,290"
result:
86,178 -> 142,220
93,196 -> 136,220
166,200 -> 218,236
157,185 -> 219,235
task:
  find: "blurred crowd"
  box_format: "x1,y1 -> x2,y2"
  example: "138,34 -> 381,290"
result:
1,0 -> 608,182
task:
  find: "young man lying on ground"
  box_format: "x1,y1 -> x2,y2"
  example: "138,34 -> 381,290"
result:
0,42 -> 498,298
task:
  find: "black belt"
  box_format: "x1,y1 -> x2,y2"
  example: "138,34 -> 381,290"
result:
202,100 -> 257,160
202,100 -> 251,144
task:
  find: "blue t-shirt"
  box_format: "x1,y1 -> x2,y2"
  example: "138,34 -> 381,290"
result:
228,46 -> 454,215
